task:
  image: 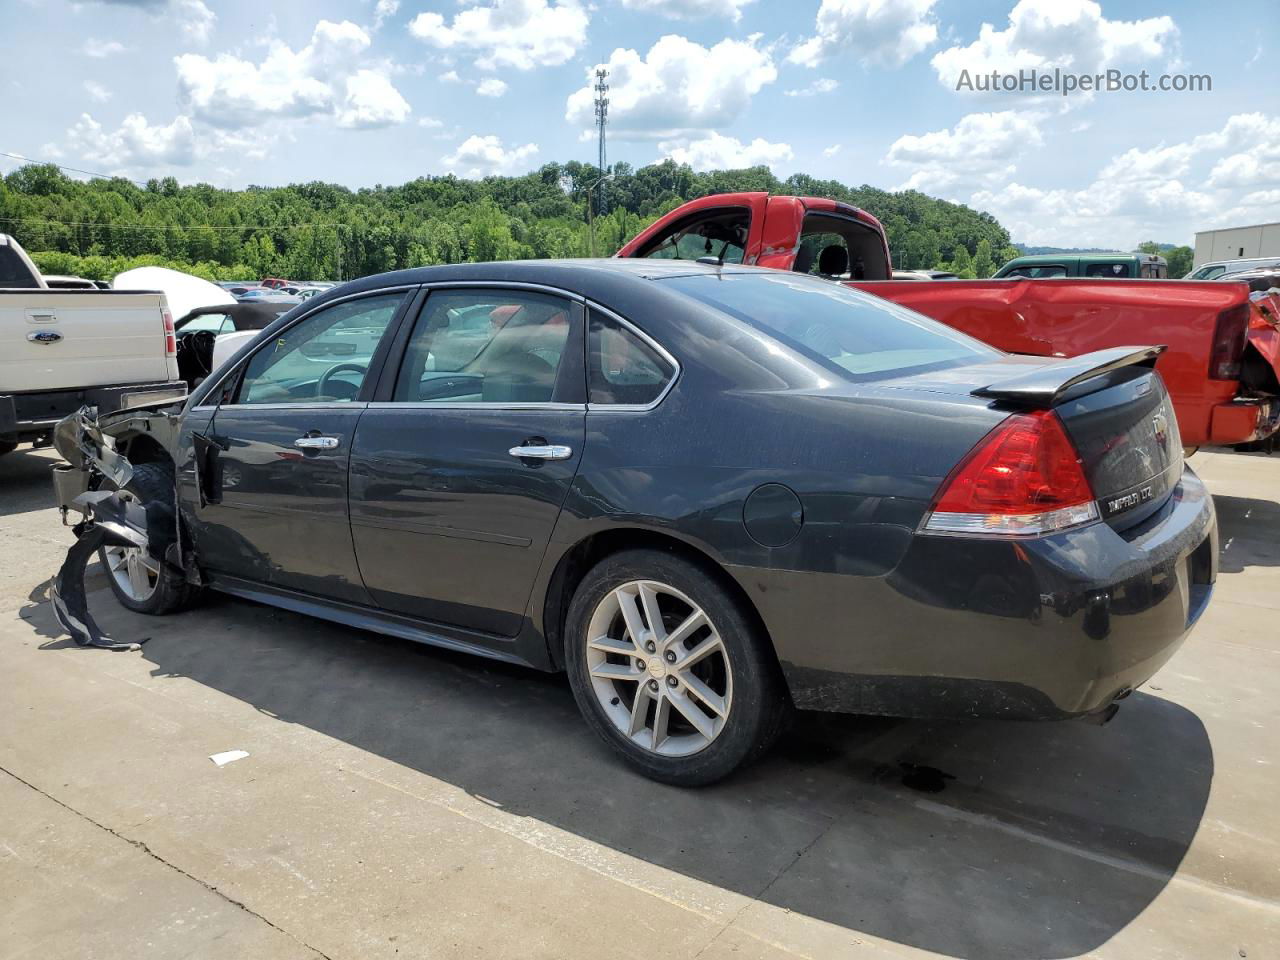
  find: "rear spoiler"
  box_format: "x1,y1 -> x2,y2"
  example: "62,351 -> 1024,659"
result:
972,346 -> 1165,408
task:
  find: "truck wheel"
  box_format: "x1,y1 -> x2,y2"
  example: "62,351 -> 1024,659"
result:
0,441 -> 17,457
564,549 -> 790,786
98,462 -> 197,616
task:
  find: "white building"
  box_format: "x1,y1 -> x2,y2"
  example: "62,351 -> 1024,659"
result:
1194,222 -> 1280,266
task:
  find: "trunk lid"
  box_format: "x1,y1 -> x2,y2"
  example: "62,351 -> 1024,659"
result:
1054,371 -> 1183,530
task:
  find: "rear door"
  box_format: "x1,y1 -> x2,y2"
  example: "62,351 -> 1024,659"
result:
349,285 -> 586,638
193,290 -> 410,602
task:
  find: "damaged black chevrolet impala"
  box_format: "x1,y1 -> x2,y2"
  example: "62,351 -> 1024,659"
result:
51,260 -> 1218,785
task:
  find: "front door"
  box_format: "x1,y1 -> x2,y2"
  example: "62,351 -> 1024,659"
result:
349,286 -> 586,637
193,291 -> 410,603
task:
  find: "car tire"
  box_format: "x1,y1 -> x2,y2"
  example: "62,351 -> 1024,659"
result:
98,461 -> 197,616
564,549 -> 790,786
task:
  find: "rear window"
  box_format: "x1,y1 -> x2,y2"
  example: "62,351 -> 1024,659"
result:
0,243 -> 40,288
661,272 -> 997,382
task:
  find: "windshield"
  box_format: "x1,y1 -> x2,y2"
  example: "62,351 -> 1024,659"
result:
662,272 -> 998,382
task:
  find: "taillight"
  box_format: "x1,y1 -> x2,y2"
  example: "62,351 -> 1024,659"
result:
1209,303 -> 1249,380
923,410 -> 1098,537
162,307 -> 176,357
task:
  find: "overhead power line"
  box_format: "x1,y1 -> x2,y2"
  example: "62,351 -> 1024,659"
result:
0,150 -> 150,188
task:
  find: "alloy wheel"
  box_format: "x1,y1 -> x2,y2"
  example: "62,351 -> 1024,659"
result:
102,492 -> 159,602
585,579 -> 733,757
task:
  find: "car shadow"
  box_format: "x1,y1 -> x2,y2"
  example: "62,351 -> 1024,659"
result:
18,583 -> 1214,960
0,447 -> 60,519
1213,494 -> 1280,572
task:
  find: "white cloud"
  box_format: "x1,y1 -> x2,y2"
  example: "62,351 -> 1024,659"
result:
443,134 -> 538,176
66,112 -> 196,170
87,0 -> 214,45
337,69 -> 411,128
659,133 -> 793,172
565,34 -> 776,140
931,0 -> 1178,93
175,0 -> 215,44
84,81 -> 112,103
886,110 -> 1044,193
175,20 -> 410,130
409,0 -> 588,71
618,0 -> 756,23
969,114 -> 1280,248
417,116 -> 444,128
439,70 -> 461,83
790,0 -> 938,68
82,39 -> 126,57
785,77 -> 839,97
823,144 -> 841,158
476,77 -> 508,97
373,0 -> 400,30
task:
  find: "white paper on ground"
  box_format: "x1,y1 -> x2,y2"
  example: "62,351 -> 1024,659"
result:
209,750 -> 250,767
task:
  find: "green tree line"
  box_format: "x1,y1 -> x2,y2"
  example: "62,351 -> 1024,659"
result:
1,159 -> 1019,281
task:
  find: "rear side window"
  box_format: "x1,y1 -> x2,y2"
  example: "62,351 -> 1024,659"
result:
588,311 -> 675,406
1085,262 -> 1132,278
662,272 -> 996,383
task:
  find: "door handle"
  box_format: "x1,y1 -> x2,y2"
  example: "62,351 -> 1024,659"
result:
508,444 -> 572,460
295,435 -> 340,450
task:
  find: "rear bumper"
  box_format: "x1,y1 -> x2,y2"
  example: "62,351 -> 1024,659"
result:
753,466 -> 1217,720
1208,396 -> 1280,445
0,381 -> 187,443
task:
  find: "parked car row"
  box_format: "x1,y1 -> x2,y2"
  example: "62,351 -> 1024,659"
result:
217,279 -> 335,305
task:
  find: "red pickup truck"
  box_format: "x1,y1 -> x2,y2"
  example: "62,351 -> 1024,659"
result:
617,193 -> 1280,449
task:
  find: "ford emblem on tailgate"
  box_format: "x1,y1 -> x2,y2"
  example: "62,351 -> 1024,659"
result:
28,330 -> 62,344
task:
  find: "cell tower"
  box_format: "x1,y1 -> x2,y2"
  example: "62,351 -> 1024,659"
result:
593,68 -> 609,212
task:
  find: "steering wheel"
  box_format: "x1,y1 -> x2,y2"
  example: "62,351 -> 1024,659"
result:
317,362 -> 367,398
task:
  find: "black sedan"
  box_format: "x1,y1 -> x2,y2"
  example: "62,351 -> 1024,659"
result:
56,260 -> 1217,785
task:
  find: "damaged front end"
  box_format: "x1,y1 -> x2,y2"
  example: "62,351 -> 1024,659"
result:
49,402 -> 192,649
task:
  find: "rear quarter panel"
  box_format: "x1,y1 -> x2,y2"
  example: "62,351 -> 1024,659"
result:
850,278 -> 1258,447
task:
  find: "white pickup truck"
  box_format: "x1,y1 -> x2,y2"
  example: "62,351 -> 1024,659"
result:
0,235 -> 187,455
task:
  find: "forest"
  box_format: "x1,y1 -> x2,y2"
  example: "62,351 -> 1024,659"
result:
0,159 -> 1022,282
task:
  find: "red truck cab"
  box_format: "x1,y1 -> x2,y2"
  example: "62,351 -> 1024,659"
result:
619,194 -> 1280,449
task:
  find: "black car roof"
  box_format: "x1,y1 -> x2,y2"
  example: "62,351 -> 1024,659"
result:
313,258 -> 759,307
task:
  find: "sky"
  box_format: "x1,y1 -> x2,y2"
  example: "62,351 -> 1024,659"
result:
2,0 -> 1277,249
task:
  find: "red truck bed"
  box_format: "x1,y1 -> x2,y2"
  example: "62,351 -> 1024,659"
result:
849,278 -> 1280,448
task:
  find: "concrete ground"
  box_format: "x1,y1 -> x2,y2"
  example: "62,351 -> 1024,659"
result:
1,446 -> 1277,960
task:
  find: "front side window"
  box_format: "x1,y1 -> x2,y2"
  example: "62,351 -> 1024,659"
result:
236,292 -> 404,404
663,272 -> 996,383
1007,264 -> 1067,278
589,311 -> 675,406
393,290 -> 575,403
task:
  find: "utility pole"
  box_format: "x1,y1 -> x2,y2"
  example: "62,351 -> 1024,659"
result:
593,68 -> 609,219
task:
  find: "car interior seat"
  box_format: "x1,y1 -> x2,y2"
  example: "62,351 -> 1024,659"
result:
818,245 -> 849,278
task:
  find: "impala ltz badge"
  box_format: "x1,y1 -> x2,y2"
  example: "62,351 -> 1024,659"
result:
28,330 -> 62,344
1108,485 -> 1155,514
